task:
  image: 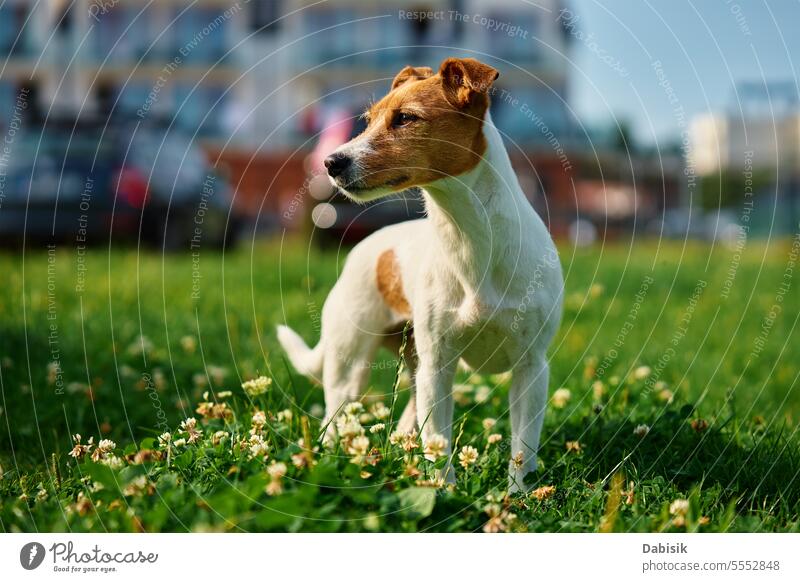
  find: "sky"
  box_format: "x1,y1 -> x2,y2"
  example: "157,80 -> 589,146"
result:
564,0 -> 800,144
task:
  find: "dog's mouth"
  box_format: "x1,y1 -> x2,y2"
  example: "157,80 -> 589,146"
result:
331,174 -> 411,200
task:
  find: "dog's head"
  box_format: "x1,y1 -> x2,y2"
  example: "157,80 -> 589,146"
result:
325,57 -> 499,201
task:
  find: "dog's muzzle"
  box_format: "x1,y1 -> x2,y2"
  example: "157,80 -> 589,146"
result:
324,152 -> 352,179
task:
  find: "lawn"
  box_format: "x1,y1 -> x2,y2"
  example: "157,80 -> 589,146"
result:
1,235 -> 798,532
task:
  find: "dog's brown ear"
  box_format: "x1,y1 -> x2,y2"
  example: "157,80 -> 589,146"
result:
391,66 -> 434,90
439,58 -> 499,108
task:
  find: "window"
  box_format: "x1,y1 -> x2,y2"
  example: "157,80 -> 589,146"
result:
250,0 -> 283,34
55,4 -> 73,35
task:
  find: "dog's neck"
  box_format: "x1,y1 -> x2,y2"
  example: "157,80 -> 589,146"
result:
422,112 -> 527,290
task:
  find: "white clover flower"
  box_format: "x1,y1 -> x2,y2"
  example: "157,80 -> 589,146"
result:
589,283 -> 605,298
487,433 -> 502,445
91,439 -> 116,462
424,434 -> 448,462
347,435 -> 370,462
242,376 -> 272,397
212,430 -> 228,445
633,424 -> 650,438
634,366 -> 652,381
658,389 -> 674,403
47,361 -> 60,385
592,380 -> 605,400
370,402 -> 391,420
482,418 -> 497,431
458,445 -> 479,468
369,423 -> 385,434
475,385 -> 491,403
393,429 -> 419,452
552,387 -> 571,409
173,438 -> 187,447
101,455 -> 125,469
511,451 -> 524,469
276,409 -> 293,423
416,477 -> 446,489
180,417 -> 202,444
336,415 -> 364,439
157,432 -> 172,447
180,335 -> 197,353
68,434 -> 94,459
669,499 -> 690,516
267,461 -> 288,479
123,475 -> 149,497
531,485 -> 556,501
98,439 -> 116,451
265,479 -> 283,496
153,370 -> 167,390
251,411 -> 267,428
245,434 -> 269,459
247,434 -> 269,459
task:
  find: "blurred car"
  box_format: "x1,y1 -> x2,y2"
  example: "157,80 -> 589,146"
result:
647,208 -> 742,242
0,118 -> 243,249
305,107 -> 424,243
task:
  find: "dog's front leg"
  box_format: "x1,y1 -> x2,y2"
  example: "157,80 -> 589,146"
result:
508,356 -> 549,492
414,331 -> 458,484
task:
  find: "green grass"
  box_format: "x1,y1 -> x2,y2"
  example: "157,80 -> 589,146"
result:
1,236 -> 798,532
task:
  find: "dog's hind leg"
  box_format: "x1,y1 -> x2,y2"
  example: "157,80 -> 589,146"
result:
319,330 -> 381,444
508,356 -> 549,492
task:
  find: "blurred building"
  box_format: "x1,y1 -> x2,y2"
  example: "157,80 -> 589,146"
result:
688,82 -> 800,235
232,0 -> 583,227
236,0 -> 572,150
1,0 -> 571,143
689,82 -> 800,175
1,0 -> 676,238
1,0 -> 247,137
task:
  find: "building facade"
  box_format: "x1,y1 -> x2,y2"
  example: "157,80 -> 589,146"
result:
689,82 -> 800,176
1,0 -> 574,148
3,0 -> 633,232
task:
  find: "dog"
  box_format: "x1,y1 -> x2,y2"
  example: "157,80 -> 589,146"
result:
278,57 -> 563,491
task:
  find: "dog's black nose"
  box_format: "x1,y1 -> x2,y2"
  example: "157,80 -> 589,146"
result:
324,152 -> 351,178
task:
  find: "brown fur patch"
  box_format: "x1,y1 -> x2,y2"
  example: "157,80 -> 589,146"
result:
376,250 -> 411,316
391,66 -> 434,90
347,58 -> 499,194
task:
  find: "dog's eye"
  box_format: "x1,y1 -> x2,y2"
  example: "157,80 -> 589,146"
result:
391,112 -> 418,127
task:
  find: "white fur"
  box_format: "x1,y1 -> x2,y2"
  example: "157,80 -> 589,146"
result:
278,112 -> 563,492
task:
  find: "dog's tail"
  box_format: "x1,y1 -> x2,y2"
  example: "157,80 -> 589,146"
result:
277,325 -> 324,381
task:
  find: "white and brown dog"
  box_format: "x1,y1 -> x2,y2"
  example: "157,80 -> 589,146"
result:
278,57 -> 563,491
